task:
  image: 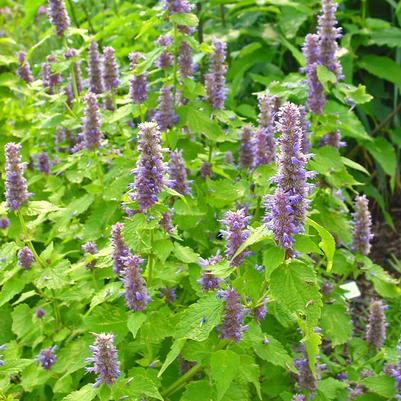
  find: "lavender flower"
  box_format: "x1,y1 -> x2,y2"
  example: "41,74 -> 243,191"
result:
258,94 -> 276,131
18,246 -> 34,269
366,300 -> 386,350
82,241 -> 98,270
159,287 -> 176,304
88,40 -> 104,94
37,346 -> 57,369
319,129 -> 345,149
198,254 -> 222,292
219,288 -> 246,342
384,338 -> 401,398
4,143 -> 30,211
154,86 -> 178,131
205,39 -> 227,110
37,152 -> 50,174
0,217 -> 10,229
253,304 -> 267,322
129,52 -> 148,104
163,0 -> 192,14
129,122 -> 166,211
65,48 -> 82,95
225,151 -> 233,164
317,0 -> 343,80
16,51 -> 33,84
168,150 -> 191,195
179,41 -> 195,78
302,34 -> 326,115
83,92 -> 103,150
299,106 -> 311,154
294,345 -> 320,392
122,255 -> 150,311
239,126 -> 254,170
35,308 -> 46,318
160,209 -> 174,234
0,345 -> 6,366
47,0 -> 70,37
221,209 -> 250,267
111,223 -> 130,275
102,46 -> 119,91
86,333 -> 121,387
41,55 -> 62,94
199,161 -> 212,179
292,395 -> 306,401
351,195 -> 373,256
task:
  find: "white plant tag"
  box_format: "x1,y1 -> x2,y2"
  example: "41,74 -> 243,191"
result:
340,281 -> 361,299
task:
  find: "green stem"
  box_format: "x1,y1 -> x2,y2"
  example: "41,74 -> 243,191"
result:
66,0 -> 80,28
208,143 -> 213,163
172,22 -> 178,102
147,230 -> 155,285
94,151 -> 104,184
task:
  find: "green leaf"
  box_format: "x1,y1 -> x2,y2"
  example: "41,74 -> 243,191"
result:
339,84 -> 373,104
320,302 -> 352,346
61,384 -> 97,401
316,65 -> 337,90
317,377 -> 348,399
307,218 -> 336,272
175,293 -> 223,341
12,304 -> 33,338
181,381 -> 214,401
359,55 -> 401,89
158,338 -> 186,377
170,13 -> 199,27
341,157 -> 370,175
364,137 -> 397,177
263,246 -> 285,279
127,313 -> 147,339
238,355 -> 261,400
233,226 -> 270,260
371,27 -> 401,47
0,276 -> 27,307
211,350 -> 240,401
22,0 -> 44,28
0,359 -> 33,375
361,375 -> 396,398
174,243 -> 199,263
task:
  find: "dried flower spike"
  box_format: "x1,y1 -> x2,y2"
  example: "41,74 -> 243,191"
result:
83,92 -> 103,150
47,0 -> 70,36
16,51 -> 33,84
366,300 -> 386,350
351,195 -> 373,256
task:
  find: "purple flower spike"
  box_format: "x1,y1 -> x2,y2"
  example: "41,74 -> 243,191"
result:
198,254 -> 222,292
366,300 -> 386,350
168,150 -> 191,196
111,223 -> 130,276
292,395 -> 306,401
83,92 -> 103,150
205,39 -> 227,110
35,308 -> 46,318
219,288 -> 246,342
317,0 -> 343,80
82,241 -> 98,270
65,48 -> 82,96
155,86 -> 178,131
221,209 -> 251,267
163,0 -> 192,14
160,209 -> 174,235
129,122 -> 166,211
299,106 -> 311,154
179,41 -> 195,78
41,55 -> 62,94
0,217 -> 10,229
351,195 -> 373,256
37,346 -> 57,369
47,0 -> 70,37
122,255 -> 150,311
86,333 -> 120,387
16,51 -> 33,84
4,143 -> 30,211
319,129 -> 346,149
129,52 -> 148,105
37,152 -> 50,174
159,287 -> 176,304
18,246 -> 34,269
239,125 -> 254,170
200,161 -> 212,179
103,46 -> 119,91
302,34 -> 326,115
88,40 -> 104,94
253,304 -> 267,322
294,344 -> 320,392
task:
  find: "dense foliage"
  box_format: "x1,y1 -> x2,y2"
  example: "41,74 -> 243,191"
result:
0,0 -> 401,400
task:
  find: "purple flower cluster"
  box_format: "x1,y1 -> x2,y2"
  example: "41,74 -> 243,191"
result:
156,35 -> 173,69
88,40 -> 104,94
47,0 -> 70,36
221,209 -> 250,267
253,303 -> 267,322
384,339 -> 401,399
159,287 -> 176,304
302,34 -> 326,115
198,254 -> 222,292
37,152 -> 50,174
35,308 -> 46,318
111,223 -> 130,276
130,122 -> 166,211
319,129 -> 345,149
179,41 -> 195,79
41,55 -> 62,94
0,345 -> 5,366
199,161 -> 212,179
83,92 -> 103,150
219,288 -> 246,342
205,39 -> 227,110
129,52 -> 148,104
239,126 -> 254,170
64,48 -> 82,97
294,345 -> 322,392
102,46 -> 119,91
86,333 -> 121,387
299,106 -> 311,154
163,0 -> 192,14
155,86 -> 178,131
122,255 -> 150,311
0,217 -> 10,229
16,51 -> 33,84
160,209 -> 174,235
18,246 -> 34,269
366,300 -> 386,350
351,195 -> 373,256
82,241 -> 98,270
168,150 -> 191,195
4,143 -> 30,211
37,346 -> 57,369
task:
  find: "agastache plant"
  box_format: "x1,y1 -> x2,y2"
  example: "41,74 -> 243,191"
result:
47,0 -> 70,37
299,106 -> 311,154
129,122 -> 166,211
319,129 -> 345,149
239,125 -> 254,170
198,254 -> 222,292
41,55 -> 62,94
129,52 -> 148,104
221,209 -> 250,267
18,246 -> 34,269
111,223 -> 130,276
86,333 -> 121,387
351,195 -> 373,256
4,143 -> 30,211
64,48 -> 82,96
219,288 -> 246,342
103,46 -> 119,110
37,152 -> 50,174
122,255 -> 150,311
16,51 -> 33,84
163,0 -> 192,14
294,344 -> 323,392
82,241 -> 98,270
83,92 -> 103,150
168,150 -> 191,196
155,86 -> 178,131
37,346 -> 57,370
366,300 -> 386,350
178,41 -> 195,78
88,40 -> 104,94
156,35 -> 173,69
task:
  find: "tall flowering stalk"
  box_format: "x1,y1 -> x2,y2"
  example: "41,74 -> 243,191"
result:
41,55 -> 62,94
86,333 -> 121,387
198,254 -> 222,292
129,122 -> 166,211
219,288 -> 246,342
299,106 -> 311,154
205,39 -> 227,110
111,223 -> 130,276
319,129 -> 345,149
178,41 -> 195,79
47,0 -> 70,37
16,51 -> 33,84
351,195 -> 373,256
239,126 -> 254,170
317,0 -> 343,80
302,34 -> 326,115
168,150 -> 191,196
122,255 -> 150,311
37,152 -> 50,174
156,35 -> 173,69
88,40 -> 104,94
129,52 -> 148,105
221,209 -> 250,267
294,345 -> 321,392
4,143 -> 30,211
103,46 -> 119,110
155,86 -> 178,131
366,300 -> 386,350
82,241 -> 98,270
18,246 -> 34,269
163,0 -> 192,14
83,93 -> 103,150
64,48 -> 82,97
